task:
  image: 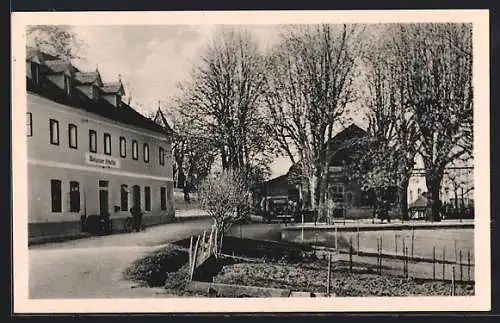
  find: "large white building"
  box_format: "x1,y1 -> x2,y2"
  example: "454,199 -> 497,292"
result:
26,47 -> 175,239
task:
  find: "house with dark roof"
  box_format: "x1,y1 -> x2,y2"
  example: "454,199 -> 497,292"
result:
254,124 -> 397,219
26,46 -> 175,239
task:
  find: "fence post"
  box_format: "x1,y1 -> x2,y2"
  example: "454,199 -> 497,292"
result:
378,237 -> 382,275
452,266 -> 456,296
467,249 -> 471,282
432,246 -> 436,280
454,240 -> 458,264
189,236 -> 193,268
349,237 -> 353,273
190,235 -> 201,280
357,226 -> 360,255
395,232 -> 398,255
334,226 -> 338,250
405,246 -> 409,278
202,230 -> 207,255
442,246 -> 446,282
411,227 -> 415,261
402,238 -> 406,258
459,250 -> 463,282
327,252 -> 332,295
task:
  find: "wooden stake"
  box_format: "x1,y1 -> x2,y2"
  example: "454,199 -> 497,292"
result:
454,240 -> 458,264
405,246 -> 409,278
467,249 -> 471,282
432,246 -> 436,280
208,227 -> 214,256
189,236 -> 193,268
349,237 -> 353,273
357,226 -> 360,255
411,227 -> 415,260
190,235 -> 201,280
334,226 -> 338,250
459,249 -> 463,282
452,266 -> 456,296
395,232 -> 398,254
327,253 -> 332,295
442,246 -> 446,281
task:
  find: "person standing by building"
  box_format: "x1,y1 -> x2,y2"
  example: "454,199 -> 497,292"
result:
130,204 -> 143,232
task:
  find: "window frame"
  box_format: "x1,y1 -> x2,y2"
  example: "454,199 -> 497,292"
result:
120,184 -> 129,211
132,140 -> 138,160
68,124 -> 78,149
26,112 -> 32,137
159,147 -> 165,165
160,187 -> 167,210
50,179 -> 62,213
143,143 -> 149,163
69,181 -> 80,212
89,129 -> 97,153
49,119 -> 59,145
144,186 -> 151,211
103,133 -> 111,155
119,136 -> 127,158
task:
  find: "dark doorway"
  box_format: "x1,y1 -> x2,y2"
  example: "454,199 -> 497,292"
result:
133,185 -> 141,208
99,180 -> 109,215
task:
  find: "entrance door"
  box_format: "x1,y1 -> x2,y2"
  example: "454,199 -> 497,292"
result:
132,185 -> 141,208
99,180 -> 109,215
99,190 -> 109,214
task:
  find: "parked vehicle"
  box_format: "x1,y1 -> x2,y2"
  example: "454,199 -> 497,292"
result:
259,196 -> 294,223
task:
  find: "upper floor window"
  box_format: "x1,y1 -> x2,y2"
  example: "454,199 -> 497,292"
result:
89,130 -> 97,152
132,140 -> 138,160
26,112 -> 32,137
143,143 -> 149,163
49,119 -> 59,145
104,133 -> 111,155
68,124 -> 77,149
120,137 -> 126,158
31,63 -> 39,85
64,75 -> 72,96
159,147 -> 165,165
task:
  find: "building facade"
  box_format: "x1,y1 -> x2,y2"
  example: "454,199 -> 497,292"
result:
26,47 -> 175,238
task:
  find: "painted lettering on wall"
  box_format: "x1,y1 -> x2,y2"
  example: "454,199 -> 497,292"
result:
85,152 -> 120,169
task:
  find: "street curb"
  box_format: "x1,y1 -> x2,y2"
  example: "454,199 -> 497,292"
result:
28,232 -> 93,246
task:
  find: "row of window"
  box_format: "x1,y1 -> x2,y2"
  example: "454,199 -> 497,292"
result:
50,180 -> 169,213
27,113 -> 166,165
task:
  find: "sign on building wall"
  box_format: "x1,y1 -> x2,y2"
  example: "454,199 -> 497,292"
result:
85,152 -> 121,169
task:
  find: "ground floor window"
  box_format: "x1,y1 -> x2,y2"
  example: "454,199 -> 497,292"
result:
69,181 -> 80,212
145,186 -> 151,211
121,184 -> 129,211
132,185 -> 141,208
160,187 -> 167,210
51,179 -> 62,213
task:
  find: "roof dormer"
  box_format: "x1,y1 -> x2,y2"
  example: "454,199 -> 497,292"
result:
101,79 -> 126,107
43,59 -> 77,96
74,70 -> 104,101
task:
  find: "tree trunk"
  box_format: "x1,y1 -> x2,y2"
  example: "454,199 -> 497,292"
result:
428,179 -> 442,222
398,179 -> 410,221
309,175 -> 317,210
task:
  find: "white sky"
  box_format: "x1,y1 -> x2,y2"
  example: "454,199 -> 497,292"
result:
71,25 -> 369,178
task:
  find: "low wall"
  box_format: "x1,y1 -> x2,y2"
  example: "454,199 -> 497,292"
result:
186,281 -> 291,298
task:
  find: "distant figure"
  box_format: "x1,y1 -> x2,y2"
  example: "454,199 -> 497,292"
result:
129,204 -> 143,232
183,182 -> 191,204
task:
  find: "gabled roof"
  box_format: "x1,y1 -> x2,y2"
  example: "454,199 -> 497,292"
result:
153,108 -> 174,133
331,123 -> 368,142
26,46 -> 58,64
44,59 -> 75,74
74,71 -> 103,86
101,81 -> 125,95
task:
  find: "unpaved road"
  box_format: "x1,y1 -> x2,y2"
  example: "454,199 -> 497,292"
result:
29,218 -> 213,298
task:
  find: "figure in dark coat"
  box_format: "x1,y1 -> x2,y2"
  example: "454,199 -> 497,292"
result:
130,204 -> 143,232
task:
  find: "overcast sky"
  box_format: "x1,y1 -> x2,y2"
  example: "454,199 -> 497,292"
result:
70,25 -> 369,177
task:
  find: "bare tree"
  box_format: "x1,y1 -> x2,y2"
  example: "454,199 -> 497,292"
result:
264,24 -> 363,213
353,26 -> 420,221
198,170 -> 252,245
177,27 -> 272,182
26,25 -> 87,60
393,23 -> 473,221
